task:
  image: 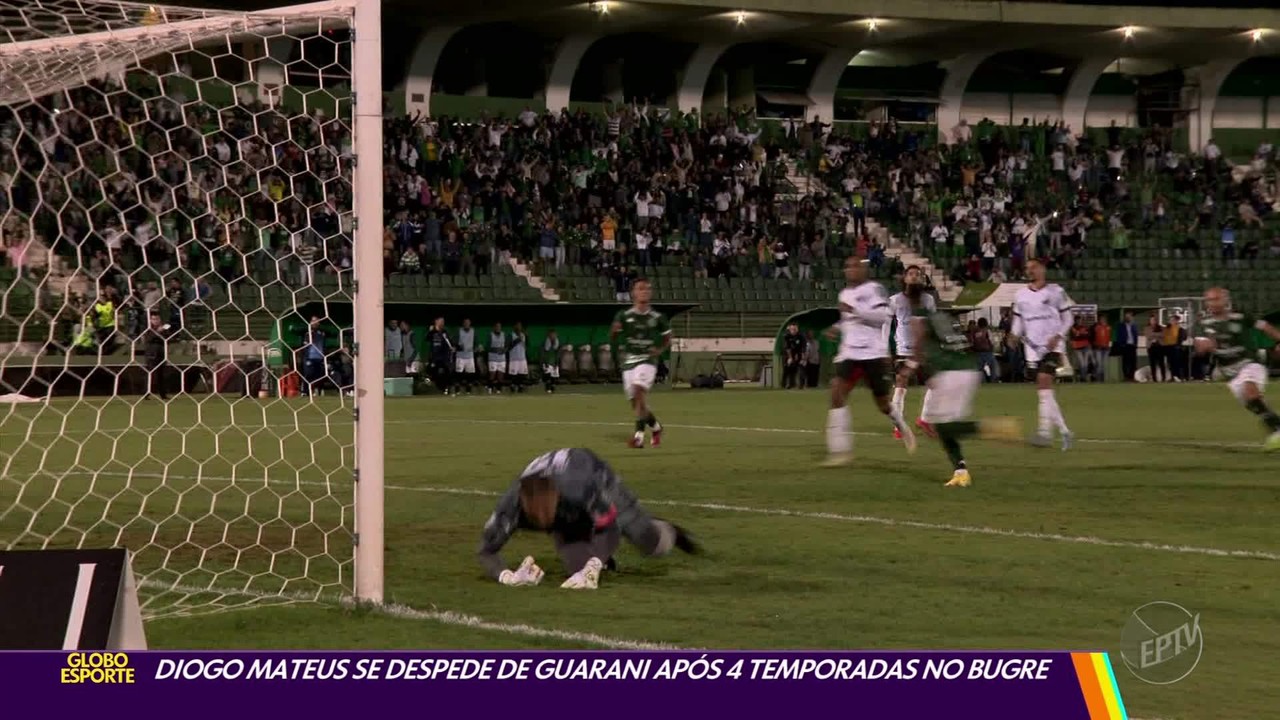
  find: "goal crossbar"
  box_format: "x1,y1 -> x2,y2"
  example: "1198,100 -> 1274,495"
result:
0,1 -> 356,105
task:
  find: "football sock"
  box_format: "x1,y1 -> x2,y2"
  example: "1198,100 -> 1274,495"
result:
826,407 -> 852,455
1047,391 -> 1070,433
920,388 -> 934,419
885,402 -> 908,432
891,387 -> 907,419
1037,389 -> 1055,436
635,418 -> 647,433
935,423 -> 971,470
645,413 -> 660,431
1245,398 -> 1280,432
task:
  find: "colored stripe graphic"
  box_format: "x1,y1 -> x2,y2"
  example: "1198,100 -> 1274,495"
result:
1070,652 -> 1128,720
1094,653 -> 1129,720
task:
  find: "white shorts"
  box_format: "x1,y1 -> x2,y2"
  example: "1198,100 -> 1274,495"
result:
622,364 -> 657,399
508,360 -> 529,376
488,358 -> 507,374
1227,362 -> 1268,402
543,364 -> 560,379
455,358 -> 475,373
921,370 -> 981,424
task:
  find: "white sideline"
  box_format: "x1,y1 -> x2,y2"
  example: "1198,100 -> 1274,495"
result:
29,469 -> 1280,562
134,579 -> 1165,720
137,579 -> 676,650
0,413 -> 1266,450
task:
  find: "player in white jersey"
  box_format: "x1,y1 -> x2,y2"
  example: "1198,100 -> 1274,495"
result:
1007,258 -> 1075,449
823,257 -> 915,467
886,266 -> 937,441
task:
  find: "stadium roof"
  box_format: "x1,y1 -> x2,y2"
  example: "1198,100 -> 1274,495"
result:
185,0 -> 1280,67
387,0 -> 1276,67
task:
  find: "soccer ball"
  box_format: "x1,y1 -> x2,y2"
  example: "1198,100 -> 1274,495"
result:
981,416 -> 1023,443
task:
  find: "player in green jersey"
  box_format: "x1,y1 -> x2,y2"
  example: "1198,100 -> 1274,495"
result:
1193,287 -> 1280,452
909,286 -> 1022,487
610,278 -> 672,449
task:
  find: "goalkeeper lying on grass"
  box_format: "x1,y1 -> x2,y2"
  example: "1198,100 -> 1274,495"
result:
478,448 -> 700,590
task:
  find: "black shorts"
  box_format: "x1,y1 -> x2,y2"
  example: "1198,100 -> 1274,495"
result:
835,358 -> 893,397
894,357 -> 928,384
1026,352 -> 1064,380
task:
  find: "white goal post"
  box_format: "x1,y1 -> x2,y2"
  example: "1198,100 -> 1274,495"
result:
0,0 -> 384,616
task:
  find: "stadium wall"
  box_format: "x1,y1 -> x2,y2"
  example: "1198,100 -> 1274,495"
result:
280,302 -> 692,377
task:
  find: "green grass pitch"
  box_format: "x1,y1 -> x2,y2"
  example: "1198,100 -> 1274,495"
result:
1,382 -> 1277,719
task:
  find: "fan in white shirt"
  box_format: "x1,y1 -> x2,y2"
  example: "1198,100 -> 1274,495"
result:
634,191 -> 650,222
1007,258 -> 1074,449
930,223 -> 949,247
821,257 -> 915,467
487,123 -> 508,148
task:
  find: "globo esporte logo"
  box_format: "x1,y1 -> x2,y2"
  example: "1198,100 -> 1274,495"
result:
1119,601 -> 1203,685
61,652 -> 136,684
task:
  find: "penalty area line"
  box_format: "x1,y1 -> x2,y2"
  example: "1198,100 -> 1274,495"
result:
136,579 -> 678,651
393,484 -> 1280,562
18,469 -> 1280,563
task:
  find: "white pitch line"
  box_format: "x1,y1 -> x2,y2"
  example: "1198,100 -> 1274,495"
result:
0,414 -> 1263,450
116,580 -> 1169,718
20,469 -> 1280,562
137,579 -> 677,650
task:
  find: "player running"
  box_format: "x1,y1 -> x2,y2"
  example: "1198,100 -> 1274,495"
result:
887,265 -> 937,440
1194,287 -> 1280,451
823,257 -> 915,467
610,278 -> 671,449
1007,258 -> 1074,449
910,293 -> 1022,487
477,448 -> 701,590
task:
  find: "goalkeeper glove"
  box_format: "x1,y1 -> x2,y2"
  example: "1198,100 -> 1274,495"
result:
498,556 -> 544,586
560,557 -> 603,590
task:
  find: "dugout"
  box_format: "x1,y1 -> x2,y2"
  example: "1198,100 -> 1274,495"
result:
279,301 -> 695,382
770,308 -> 841,388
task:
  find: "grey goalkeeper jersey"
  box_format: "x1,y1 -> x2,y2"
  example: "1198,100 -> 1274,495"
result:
477,448 -> 657,579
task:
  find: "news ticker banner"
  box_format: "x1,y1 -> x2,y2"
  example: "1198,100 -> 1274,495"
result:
14,650 -> 1127,719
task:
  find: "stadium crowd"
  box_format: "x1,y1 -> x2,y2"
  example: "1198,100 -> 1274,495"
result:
4,69 -> 1279,369
820,117 -> 1280,287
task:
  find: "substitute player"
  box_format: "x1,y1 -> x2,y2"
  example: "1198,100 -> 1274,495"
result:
1007,258 -> 1074,449
542,327 -> 561,393
910,291 -> 1022,487
824,257 -> 914,467
477,448 -> 701,589
1194,287 -> 1280,451
508,322 -> 530,393
887,265 -> 936,440
426,317 -> 454,395
455,318 -> 476,394
487,322 -> 507,394
610,278 -> 671,448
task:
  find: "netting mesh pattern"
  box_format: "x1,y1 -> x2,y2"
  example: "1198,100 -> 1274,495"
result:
1,0 -> 216,43
0,0 -> 360,619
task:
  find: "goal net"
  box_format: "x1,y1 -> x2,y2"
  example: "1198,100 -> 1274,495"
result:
0,0 -> 383,620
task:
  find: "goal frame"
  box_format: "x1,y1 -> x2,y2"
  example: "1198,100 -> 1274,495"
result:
351,0 -> 384,605
0,0 -> 386,605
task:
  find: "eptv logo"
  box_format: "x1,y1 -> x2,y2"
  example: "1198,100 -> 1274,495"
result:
1120,601 -> 1203,685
